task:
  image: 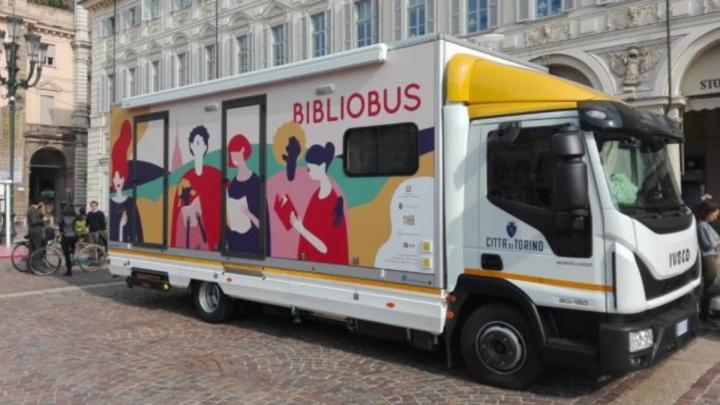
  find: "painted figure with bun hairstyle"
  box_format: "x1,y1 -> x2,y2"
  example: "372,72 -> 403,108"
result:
290,142 -> 349,265
109,120 -> 142,243
225,133 -> 262,254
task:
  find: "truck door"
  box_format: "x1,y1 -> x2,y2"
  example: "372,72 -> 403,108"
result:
221,95 -> 267,258
465,112 -> 608,313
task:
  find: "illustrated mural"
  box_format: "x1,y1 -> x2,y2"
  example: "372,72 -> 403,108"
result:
110,42 -> 438,274
170,125 -> 222,250
109,119 -> 142,243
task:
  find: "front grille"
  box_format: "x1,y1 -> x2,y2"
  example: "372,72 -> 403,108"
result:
635,255 -> 699,300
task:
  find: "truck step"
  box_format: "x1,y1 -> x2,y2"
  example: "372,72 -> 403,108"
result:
126,268 -> 170,291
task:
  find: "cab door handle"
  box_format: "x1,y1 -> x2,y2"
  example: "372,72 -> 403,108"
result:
481,254 -> 503,271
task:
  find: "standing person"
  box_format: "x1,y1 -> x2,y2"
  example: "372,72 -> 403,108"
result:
695,199 -> 720,321
26,198 -> 45,268
86,201 -> 107,248
58,205 -> 80,277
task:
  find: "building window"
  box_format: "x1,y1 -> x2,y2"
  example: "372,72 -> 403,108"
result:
356,0 -> 376,47
407,0 -> 426,37
108,73 -> 115,105
126,67 -> 137,97
102,16 -> 115,37
205,44 -> 216,81
124,6 -> 140,30
176,52 -> 188,86
174,0 -> 191,11
151,60 -> 161,92
272,24 -> 288,66
344,123 -> 419,176
519,0 -> 574,20
311,12 -> 328,57
236,34 -> 252,74
40,95 -> 55,124
42,44 -> 55,66
467,0 -> 498,33
146,0 -> 161,20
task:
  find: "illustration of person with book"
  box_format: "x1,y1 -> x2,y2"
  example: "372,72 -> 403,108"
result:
225,134 -> 262,254
287,142 -> 349,265
109,120 -> 142,243
266,123 -> 316,258
170,125 -> 222,250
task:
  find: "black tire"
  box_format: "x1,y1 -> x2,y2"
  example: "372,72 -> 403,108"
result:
29,247 -> 63,276
192,281 -> 236,323
77,244 -> 107,272
460,304 -> 544,390
11,243 -> 30,273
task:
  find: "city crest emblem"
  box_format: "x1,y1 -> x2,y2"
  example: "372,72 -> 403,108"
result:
506,221 -> 517,238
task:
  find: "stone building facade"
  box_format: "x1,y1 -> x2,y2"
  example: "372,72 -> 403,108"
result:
80,0 -> 720,210
0,0 -> 90,220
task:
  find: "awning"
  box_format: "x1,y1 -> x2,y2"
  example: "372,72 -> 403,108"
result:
685,96 -> 720,113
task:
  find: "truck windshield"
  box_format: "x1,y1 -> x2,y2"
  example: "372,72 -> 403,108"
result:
596,133 -> 683,215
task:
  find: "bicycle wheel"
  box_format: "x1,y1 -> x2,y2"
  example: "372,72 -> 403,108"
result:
11,243 -> 30,273
77,244 -> 107,272
29,247 -> 63,276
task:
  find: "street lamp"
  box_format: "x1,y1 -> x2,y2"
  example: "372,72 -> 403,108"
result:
0,15 -> 46,247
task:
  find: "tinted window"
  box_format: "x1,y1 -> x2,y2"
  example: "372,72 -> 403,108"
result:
487,126 -> 554,210
344,123 -> 418,176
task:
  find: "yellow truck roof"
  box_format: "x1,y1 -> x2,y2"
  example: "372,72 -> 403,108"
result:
446,54 -> 613,119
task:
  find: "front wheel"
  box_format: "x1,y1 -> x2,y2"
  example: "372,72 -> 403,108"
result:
192,281 -> 236,323
11,243 -> 30,273
29,247 -> 63,276
460,304 -> 544,390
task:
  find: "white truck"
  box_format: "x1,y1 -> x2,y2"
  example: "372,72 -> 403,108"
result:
108,35 -> 700,389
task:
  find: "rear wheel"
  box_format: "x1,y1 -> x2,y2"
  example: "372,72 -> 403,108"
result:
29,247 -> 63,276
11,243 -> 30,273
77,244 -> 107,272
192,281 -> 236,323
460,304 -> 544,390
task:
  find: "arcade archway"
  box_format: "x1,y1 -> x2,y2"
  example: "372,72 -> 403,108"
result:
29,147 -> 67,216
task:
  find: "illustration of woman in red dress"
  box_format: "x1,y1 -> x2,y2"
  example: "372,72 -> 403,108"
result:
289,142 -> 349,265
109,120 -> 142,243
170,125 -> 222,250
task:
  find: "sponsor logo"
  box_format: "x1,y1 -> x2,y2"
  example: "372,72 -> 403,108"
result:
669,248 -> 691,268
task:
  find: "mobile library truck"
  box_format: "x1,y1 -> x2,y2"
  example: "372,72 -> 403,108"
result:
108,35 -> 700,389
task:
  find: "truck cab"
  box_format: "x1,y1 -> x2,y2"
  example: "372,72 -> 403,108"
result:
442,53 -> 700,389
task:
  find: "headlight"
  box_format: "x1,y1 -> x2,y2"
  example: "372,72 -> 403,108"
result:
629,328 -> 654,352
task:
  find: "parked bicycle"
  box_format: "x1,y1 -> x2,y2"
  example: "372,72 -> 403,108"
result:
74,235 -> 108,272
11,229 -> 64,275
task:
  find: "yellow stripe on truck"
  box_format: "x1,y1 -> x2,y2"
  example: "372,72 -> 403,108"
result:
109,248 -> 441,295
465,268 -> 612,293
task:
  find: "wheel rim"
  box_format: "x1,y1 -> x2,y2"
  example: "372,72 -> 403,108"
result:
198,283 -> 221,313
475,322 -> 526,375
31,249 -> 62,276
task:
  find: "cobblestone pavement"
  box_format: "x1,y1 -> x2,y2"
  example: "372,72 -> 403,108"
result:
1,260 -> 719,404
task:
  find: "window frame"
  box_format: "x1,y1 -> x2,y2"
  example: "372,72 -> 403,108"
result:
174,0 -> 192,12
236,33 -> 252,74
311,12 -> 328,58
466,0 -> 499,34
124,5 -> 141,30
356,0 -> 377,48
343,122 -> 420,177
407,0 -> 427,37
518,0 -> 574,21
271,23 -> 288,66
204,43 -> 217,81
126,66 -> 138,98
176,51 -> 189,87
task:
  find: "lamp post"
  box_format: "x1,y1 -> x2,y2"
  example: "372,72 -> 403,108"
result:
0,15 -> 48,247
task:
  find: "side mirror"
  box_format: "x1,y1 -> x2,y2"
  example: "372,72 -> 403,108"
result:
552,129 -> 590,230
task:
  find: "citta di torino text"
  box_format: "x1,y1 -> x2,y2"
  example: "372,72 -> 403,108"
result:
486,237 -> 545,252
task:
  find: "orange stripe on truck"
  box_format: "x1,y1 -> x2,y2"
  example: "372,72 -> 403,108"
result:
465,268 -> 612,293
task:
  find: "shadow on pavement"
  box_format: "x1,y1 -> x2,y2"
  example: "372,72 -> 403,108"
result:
69,275 -> 622,399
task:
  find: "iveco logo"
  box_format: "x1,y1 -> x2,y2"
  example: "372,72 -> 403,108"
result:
669,249 -> 691,268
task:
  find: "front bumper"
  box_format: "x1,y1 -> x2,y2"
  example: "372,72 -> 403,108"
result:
598,293 -> 699,372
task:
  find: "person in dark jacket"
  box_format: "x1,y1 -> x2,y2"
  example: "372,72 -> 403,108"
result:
58,205 -> 80,276
696,199 -> 720,321
26,198 -> 45,266
86,201 -> 107,248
